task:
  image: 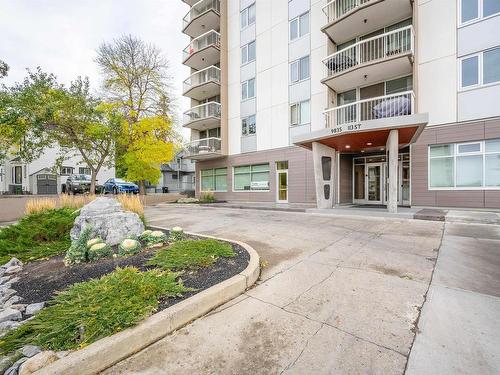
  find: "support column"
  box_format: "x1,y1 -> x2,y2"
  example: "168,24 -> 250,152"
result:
386,129 -> 399,213
312,142 -> 336,209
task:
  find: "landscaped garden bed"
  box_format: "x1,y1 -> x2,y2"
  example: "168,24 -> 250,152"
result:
0,196 -> 251,375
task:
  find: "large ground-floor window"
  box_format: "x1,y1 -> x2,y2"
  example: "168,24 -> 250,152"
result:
233,164 -> 269,191
201,168 -> 227,192
429,138 -> 500,189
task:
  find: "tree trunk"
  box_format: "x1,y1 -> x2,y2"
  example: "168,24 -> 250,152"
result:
90,169 -> 98,195
139,180 -> 146,195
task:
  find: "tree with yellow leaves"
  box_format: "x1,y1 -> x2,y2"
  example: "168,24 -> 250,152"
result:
120,116 -> 174,194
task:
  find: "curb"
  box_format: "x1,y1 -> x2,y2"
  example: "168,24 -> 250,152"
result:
34,228 -> 260,375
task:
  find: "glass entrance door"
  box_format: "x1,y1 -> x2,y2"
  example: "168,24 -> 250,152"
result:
399,161 -> 410,206
367,164 -> 383,204
276,170 -> 288,203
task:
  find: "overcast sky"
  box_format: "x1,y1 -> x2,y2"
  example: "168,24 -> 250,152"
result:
0,0 -> 191,136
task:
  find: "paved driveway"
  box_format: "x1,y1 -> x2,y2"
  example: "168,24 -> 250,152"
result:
103,205 -> 498,374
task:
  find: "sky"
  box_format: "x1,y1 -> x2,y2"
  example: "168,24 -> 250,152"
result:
0,0 -> 191,137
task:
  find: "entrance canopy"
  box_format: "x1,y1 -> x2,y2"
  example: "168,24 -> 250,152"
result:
293,113 -> 428,153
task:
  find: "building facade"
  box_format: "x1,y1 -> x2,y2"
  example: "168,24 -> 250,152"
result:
160,150 -> 196,194
0,146 -> 115,195
181,0 -> 500,210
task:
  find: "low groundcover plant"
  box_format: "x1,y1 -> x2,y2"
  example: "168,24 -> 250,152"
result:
147,239 -> 235,271
0,267 -> 190,353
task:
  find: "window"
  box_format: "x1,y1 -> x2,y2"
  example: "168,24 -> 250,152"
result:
241,41 -> 256,65
234,164 -> 269,191
201,168 -> 227,192
484,0 -> 500,17
199,127 -> 221,139
461,0 -> 478,23
460,0 -> 500,24
241,3 -> 256,29
429,139 -> 500,189
79,167 -> 91,175
241,78 -> 256,100
61,166 -> 73,176
460,48 -> 500,89
461,55 -> 479,87
242,115 -> 256,136
290,56 -> 310,83
483,48 -> 500,84
289,12 -> 309,41
12,166 -> 22,185
290,100 -> 310,126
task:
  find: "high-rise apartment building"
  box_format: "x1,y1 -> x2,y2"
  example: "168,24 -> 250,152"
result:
181,0 -> 500,211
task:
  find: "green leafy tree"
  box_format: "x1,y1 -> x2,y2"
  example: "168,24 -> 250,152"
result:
0,59 -> 8,78
0,68 -> 56,163
0,70 -> 122,191
47,78 -> 124,193
95,35 -> 180,193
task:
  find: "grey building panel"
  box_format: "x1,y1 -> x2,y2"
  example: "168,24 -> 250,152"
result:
289,79 -> 311,103
241,135 -> 257,153
240,23 -> 256,46
289,123 -> 311,144
241,98 -> 257,118
289,0 -> 310,20
289,37 -> 311,62
240,61 -> 256,82
458,85 -> 500,122
458,15 -> 500,57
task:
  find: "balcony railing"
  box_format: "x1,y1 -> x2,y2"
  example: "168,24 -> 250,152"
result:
183,0 -> 220,29
324,91 -> 415,128
183,66 -> 221,94
323,26 -> 414,78
323,0 -> 372,23
183,30 -> 221,62
183,102 -> 221,126
185,137 -> 222,158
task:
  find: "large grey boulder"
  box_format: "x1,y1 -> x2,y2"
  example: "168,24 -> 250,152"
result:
70,198 -> 144,246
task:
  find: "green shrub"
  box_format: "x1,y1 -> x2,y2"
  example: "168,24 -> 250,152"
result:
199,191 -> 216,203
147,239 -> 235,271
118,239 -> 142,257
169,227 -> 185,242
0,267 -> 190,352
87,242 -> 113,262
64,227 -> 93,265
0,208 -> 77,264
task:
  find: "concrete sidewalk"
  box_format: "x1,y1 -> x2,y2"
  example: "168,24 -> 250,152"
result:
103,205 -> 444,374
406,222 -> 500,374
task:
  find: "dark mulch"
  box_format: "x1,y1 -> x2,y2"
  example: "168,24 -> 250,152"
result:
12,232 -> 250,312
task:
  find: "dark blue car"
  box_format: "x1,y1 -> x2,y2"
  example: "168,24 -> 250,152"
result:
103,178 -> 139,194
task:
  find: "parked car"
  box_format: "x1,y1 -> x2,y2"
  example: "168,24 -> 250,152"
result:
103,178 -> 139,194
65,174 -> 94,195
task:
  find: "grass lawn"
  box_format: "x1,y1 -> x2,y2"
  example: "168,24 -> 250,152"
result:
0,208 -> 77,264
0,267 -> 190,352
147,239 -> 235,271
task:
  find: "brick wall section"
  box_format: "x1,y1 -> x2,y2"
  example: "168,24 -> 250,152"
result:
411,118 -> 500,208
196,146 -> 316,203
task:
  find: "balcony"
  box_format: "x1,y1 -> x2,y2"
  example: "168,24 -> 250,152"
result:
183,102 -> 221,131
322,0 -> 413,44
184,137 -> 223,160
182,0 -> 199,6
183,66 -> 221,101
183,30 -> 220,70
325,91 -> 415,128
183,0 -> 220,38
322,26 -> 414,92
